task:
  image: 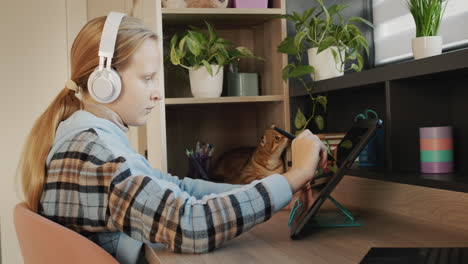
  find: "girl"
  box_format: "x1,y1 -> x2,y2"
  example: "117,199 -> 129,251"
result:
17,13 -> 327,264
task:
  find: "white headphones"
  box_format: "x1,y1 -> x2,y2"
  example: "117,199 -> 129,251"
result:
87,12 -> 126,104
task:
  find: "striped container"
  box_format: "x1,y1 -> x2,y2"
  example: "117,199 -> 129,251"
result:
419,126 -> 454,173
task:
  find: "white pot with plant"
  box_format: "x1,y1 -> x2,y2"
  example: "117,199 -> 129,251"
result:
408,0 -> 447,60
307,46 -> 345,81
277,0 -> 373,136
170,22 -> 258,98
279,0 -> 373,81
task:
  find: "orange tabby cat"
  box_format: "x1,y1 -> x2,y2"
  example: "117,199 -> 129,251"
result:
211,127 -> 289,184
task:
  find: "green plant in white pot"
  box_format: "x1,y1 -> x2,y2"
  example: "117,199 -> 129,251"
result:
408,0 -> 447,59
277,0 -> 372,134
278,0 -> 373,81
170,22 -> 257,98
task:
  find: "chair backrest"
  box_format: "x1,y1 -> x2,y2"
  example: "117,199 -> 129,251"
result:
13,202 -> 118,264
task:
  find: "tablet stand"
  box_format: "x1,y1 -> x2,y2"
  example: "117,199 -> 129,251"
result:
306,195 -> 363,227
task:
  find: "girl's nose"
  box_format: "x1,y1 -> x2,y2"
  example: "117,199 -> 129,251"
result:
151,87 -> 162,101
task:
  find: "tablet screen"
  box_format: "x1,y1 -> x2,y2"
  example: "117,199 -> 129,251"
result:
289,119 -> 381,239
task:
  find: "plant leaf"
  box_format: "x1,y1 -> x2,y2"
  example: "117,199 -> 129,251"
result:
318,36 -> 336,53
289,65 -> 314,78
277,37 -> 300,55
349,63 -> 360,72
302,7 -> 316,22
235,46 -> 255,57
315,115 -> 325,130
186,32 -> 202,57
282,63 -> 295,81
170,46 -> 180,65
201,60 -> 213,76
348,16 -> 374,29
317,96 -> 327,112
330,48 -> 340,64
295,108 -> 307,130
294,30 -> 308,51
205,21 -> 217,45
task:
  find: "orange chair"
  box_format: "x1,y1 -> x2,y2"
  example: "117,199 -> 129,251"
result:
14,202 -> 162,264
14,202 -> 118,264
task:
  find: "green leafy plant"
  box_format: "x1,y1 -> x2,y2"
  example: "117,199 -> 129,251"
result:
169,21 -> 259,76
278,0 -> 373,73
407,0 -> 447,37
277,0 -> 373,134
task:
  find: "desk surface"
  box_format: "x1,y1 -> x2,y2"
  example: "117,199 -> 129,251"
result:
151,209 -> 468,264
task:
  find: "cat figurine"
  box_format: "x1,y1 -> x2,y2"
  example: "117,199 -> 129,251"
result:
162,0 -> 229,8
211,126 -> 289,184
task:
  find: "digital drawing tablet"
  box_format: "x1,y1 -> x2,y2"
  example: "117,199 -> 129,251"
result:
289,118 -> 382,239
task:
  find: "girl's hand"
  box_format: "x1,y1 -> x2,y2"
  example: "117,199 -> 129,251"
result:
284,129 -> 327,193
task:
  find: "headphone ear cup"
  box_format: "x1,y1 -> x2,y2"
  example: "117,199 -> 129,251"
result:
87,68 -> 121,103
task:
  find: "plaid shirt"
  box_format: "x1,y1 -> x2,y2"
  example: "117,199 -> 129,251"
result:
40,127 -> 292,257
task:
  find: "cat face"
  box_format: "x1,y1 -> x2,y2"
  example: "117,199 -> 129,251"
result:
259,128 -> 289,155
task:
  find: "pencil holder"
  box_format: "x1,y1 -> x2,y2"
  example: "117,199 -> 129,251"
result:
187,158 -> 197,179
186,156 -> 212,180
419,126 -> 454,173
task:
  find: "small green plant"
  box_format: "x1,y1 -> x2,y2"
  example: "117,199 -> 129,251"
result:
407,0 -> 447,37
278,0 -> 373,134
169,21 -> 259,76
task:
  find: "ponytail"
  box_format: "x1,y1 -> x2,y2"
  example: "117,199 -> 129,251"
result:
18,88 -> 82,212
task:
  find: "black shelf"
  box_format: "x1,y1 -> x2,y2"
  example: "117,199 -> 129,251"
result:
288,47 -> 468,194
345,167 -> 468,193
290,47 -> 468,97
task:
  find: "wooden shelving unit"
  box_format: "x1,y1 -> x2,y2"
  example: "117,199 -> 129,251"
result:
148,0 -> 289,176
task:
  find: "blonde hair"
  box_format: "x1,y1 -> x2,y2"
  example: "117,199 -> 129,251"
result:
17,15 -> 157,212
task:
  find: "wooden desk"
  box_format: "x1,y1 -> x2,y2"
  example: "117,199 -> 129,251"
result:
150,209 -> 468,264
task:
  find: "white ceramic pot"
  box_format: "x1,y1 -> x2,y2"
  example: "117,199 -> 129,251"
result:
412,36 -> 442,60
189,65 -> 224,98
307,46 -> 344,81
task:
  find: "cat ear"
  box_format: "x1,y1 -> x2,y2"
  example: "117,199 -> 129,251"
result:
260,135 -> 266,147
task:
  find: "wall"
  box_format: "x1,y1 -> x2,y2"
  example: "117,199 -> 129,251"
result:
0,1 -> 69,263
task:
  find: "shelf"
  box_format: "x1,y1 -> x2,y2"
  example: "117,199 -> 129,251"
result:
164,95 -> 284,105
345,167 -> 468,193
290,48 -> 468,97
162,8 -> 285,26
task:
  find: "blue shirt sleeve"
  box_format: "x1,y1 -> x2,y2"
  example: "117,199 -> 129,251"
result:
130,154 -> 241,199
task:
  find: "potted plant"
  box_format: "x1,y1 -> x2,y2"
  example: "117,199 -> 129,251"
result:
170,22 -> 257,98
278,0 -> 372,134
278,0 -> 373,81
408,0 -> 447,60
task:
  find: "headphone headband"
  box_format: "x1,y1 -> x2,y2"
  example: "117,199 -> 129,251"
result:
99,12 -> 126,59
